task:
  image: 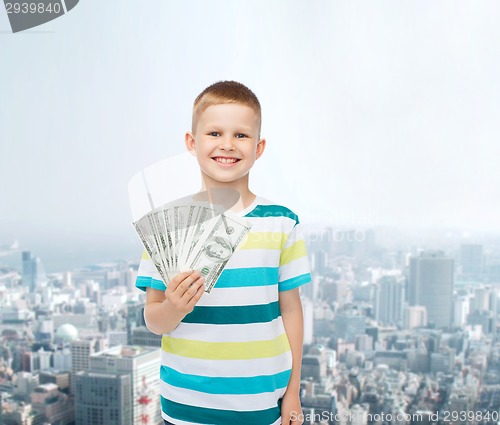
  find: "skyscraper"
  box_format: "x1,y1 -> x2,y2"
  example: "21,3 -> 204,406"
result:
375,275 -> 405,326
22,251 -> 47,293
88,345 -> 161,425
409,250 -> 454,328
333,312 -> 366,343
70,337 -> 106,395
403,305 -> 427,329
460,244 -> 483,276
126,302 -> 146,345
75,372 -> 132,425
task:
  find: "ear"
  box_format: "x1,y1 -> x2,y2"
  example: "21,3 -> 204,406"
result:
185,132 -> 197,156
255,138 -> 266,160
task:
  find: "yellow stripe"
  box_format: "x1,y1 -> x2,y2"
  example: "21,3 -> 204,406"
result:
161,333 -> 291,360
239,232 -> 288,250
280,240 -> 307,266
141,249 -> 150,260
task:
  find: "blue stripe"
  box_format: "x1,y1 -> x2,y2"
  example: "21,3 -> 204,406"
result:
135,275 -> 166,292
161,365 -> 291,394
161,396 -> 282,425
278,273 -> 312,292
182,301 -> 280,324
215,267 -> 279,288
245,204 -> 299,224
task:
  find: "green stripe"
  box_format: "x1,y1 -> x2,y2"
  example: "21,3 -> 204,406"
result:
278,273 -> 312,292
182,301 -> 280,324
161,395 -> 282,425
161,333 -> 290,360
160,365 -> 291,394
245,205 -> 299,224
215,267 -> 279,288
135,276 -> 166,292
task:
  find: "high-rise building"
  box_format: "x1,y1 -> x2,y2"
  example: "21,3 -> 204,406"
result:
54,347 -> 72,371
70,337 -> 106,395
460,244 -> 483,276
39,370 -> 71,392
375,276 -> 405,326
88,345 -> 161,425
403,306 -> 427,330
301,345 -> 330,381
75,372 -> 132,425
470,286 -> 496,313
333,312 -> 366,343
108,331 -> 128,348
31,382 -> 74,424
126,302 -> 146,345
22,251 -> 47,293
409,251 -> 454,328
453,296 -> 470,328
130,326 -> 162,348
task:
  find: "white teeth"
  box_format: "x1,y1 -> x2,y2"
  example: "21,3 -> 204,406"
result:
215,157 -> 238,164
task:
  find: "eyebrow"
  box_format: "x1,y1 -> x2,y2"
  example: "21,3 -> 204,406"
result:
205,127 -> 253,133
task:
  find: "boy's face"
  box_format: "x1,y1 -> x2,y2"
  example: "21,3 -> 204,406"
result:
185,103 -> 266,187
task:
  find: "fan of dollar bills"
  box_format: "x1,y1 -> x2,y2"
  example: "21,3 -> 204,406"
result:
132,190 -> 252,293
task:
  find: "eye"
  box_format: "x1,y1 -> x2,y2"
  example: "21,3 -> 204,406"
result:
235,133 -> 248,139
208,131 -> 220,137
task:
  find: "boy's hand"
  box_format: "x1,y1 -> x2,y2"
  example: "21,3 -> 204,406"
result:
280,391 -> 303,425
164,270 -> 205,315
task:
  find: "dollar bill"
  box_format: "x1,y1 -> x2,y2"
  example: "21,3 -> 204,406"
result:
179,206 -> 217,269
184,211 -> 251,293
133,213 -> 171,285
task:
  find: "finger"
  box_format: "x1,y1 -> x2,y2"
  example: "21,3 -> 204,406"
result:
175,270 -> 202,295
181,276 -> 205,303
166,270 -> 194,293
187,279 -> 205,308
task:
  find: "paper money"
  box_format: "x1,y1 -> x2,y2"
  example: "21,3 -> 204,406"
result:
132,192 -> 252,292
184,211 -> 251,293
133,215 -> 171,285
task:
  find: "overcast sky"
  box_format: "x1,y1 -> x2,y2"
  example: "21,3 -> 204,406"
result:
1,1 -> 499,269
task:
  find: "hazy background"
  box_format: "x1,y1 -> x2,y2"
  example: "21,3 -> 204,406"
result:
1,1 -> 499,271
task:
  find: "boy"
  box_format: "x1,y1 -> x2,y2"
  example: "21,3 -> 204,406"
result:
135,81 -> 311,425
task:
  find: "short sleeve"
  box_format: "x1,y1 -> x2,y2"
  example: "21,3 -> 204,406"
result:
135,249 -> 167,292
278,218 -> 312,292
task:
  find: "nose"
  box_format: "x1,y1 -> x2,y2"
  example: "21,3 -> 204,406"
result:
219,135 -> 235,151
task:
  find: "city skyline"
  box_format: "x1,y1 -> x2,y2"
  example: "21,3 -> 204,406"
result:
1,223 -> 499,424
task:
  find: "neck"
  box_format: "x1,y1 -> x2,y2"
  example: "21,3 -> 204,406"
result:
199,172 -> 255,213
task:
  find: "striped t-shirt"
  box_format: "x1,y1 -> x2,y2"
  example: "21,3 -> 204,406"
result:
135,196 -> 312,425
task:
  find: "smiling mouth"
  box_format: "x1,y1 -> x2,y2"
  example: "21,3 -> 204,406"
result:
212,157 -> 241,164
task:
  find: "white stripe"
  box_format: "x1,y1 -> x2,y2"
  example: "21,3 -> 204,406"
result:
278,256 -> 311,282
162,412 -> 206,425
282,223 -> 307,251
163,410 -> 282,425
225,248 -> 280,268
137,258 -> 163,281
169,317 -> 286,342
196,285 -> 277,307
161,350 -> 293,377
160,380 -> 287,411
